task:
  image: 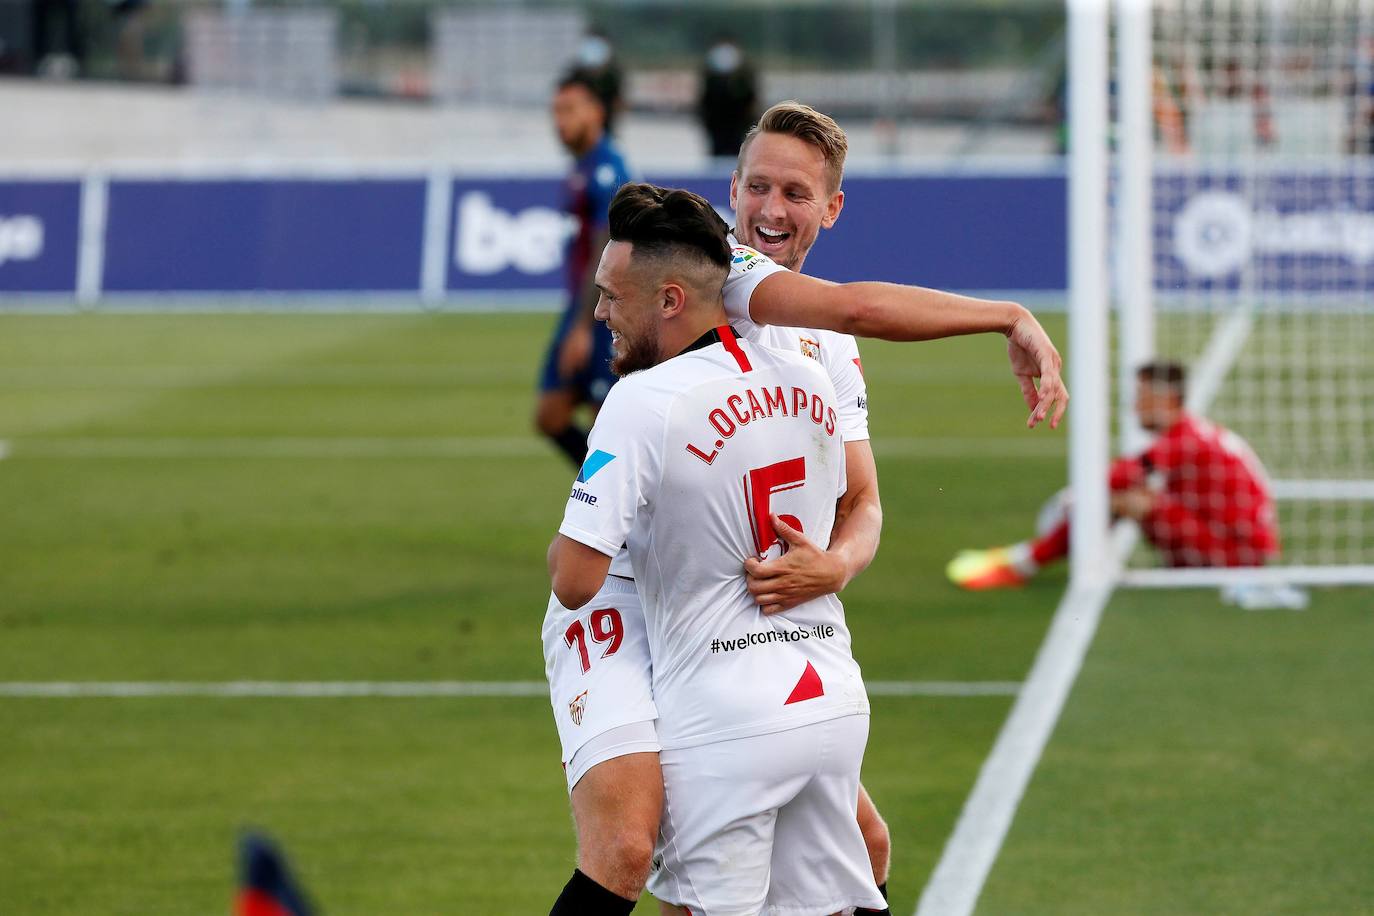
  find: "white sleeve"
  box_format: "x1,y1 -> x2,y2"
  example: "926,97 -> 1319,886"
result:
799,356 -> 849,507
820,332 -> 870,443
836,430 -> 849,501
558,383 -> 662,557
722,239 -> 788,325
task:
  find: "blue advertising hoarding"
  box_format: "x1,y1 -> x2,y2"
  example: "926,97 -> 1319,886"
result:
3,169 -> 1371,302
103,179 -> 427,292
1156,171 -> 1374,297
790,174 -> 1066,290
447,178 -> 572,293
445,172 -> 1068,296
0,181 -> 81,294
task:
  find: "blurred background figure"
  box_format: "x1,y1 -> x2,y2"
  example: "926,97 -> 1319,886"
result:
108,0 -> 150,81
235,832 -> 314,916
1350,34 -> 1374,155
573,27 -> 624,135
31,0 -> 84,77
698,34 -> 758,158
535,69 -> 632,468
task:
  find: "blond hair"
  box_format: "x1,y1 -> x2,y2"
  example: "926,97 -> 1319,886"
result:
737,101 -> 848,193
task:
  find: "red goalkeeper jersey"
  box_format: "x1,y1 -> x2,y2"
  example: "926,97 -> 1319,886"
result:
1110,414 -> 1279,567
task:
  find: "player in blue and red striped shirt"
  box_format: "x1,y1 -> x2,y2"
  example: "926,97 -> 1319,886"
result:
535,70 -> 634,468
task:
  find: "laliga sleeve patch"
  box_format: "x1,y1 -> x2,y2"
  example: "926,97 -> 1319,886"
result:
577,449 -> 617,483
731,245 -> 767,272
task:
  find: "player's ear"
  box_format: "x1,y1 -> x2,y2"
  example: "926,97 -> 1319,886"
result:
729,172 -> 740,211
661,283 -> 687,319
821,189 -> 844,229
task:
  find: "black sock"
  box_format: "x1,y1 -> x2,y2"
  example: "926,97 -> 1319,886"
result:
549,426 -> 589,468
856,882 -> 891,915
549,869 -> 636,915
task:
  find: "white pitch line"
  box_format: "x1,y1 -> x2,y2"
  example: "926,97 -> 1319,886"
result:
0,365 -> 533,387
867,681 -> 1020,697
875,438 -> 1063,460
0,436 -> 551,459
0,436 -> 1062,461
914,583 -> 1115,916
0,363 -> 1008,388
914,522 -> 1135,916
0,438 -> 9,460
0,681 -> 552,698
0,680 -> 1020,699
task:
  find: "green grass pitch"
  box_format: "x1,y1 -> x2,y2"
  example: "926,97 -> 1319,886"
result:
0,311 -> 1368,914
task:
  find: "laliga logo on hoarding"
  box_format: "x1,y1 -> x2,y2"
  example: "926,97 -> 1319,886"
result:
1174,190 -> 1374,277
0,215 -> 44,266
454,192 -> 577,275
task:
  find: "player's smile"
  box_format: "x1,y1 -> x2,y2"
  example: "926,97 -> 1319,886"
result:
751,224 -> 793,256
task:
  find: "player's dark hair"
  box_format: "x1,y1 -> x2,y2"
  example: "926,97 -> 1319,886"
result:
1137,360 -> 1187,399
556,69 -> 606,111
608,183 -> 731,271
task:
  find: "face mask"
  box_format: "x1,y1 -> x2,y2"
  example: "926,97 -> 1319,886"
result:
579,36 -> 612,67
708,43 -> 742,73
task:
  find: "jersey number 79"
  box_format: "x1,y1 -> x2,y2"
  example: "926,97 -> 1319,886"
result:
564,608 -> 625,674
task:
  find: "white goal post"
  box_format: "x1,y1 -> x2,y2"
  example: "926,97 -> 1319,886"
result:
1071,0 -> 1374,589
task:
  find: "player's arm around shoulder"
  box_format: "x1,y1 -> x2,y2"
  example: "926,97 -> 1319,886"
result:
744,269 -> 1068,429
745,267 -> 1017,342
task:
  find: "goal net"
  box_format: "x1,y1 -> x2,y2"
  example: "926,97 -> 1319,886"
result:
1111,0 -> 1374,587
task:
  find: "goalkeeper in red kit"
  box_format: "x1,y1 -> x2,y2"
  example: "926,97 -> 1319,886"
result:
949,361 -> 1279,588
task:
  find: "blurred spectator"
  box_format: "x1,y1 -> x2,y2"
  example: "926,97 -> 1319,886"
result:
1220,56 -> 1275,147
1152,63 -> 1189,154
109,0 -> 149,81
698,35 -> 758,158
1048,64 -> 1066,155
574,28 -> 624,134
31,0 -> 85,76
1350,35 -> 1374,154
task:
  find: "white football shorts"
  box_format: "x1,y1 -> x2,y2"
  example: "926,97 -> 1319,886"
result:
647,713 -> 886,916
541,576 -> 659,791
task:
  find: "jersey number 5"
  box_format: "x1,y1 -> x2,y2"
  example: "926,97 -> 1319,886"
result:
744,456 -> 806,556
564,608 -> 625,674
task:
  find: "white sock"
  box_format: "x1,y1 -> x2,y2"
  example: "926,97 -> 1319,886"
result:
1007,541 -> 1039,578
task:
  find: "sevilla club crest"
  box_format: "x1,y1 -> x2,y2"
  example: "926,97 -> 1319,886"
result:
569,690 -> 588,726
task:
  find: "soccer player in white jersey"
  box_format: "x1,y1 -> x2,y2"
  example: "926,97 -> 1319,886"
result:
542,104 -> 1070,914
550,183 -> 888,915
716,101 -> 895,904
540,145 -> 891,911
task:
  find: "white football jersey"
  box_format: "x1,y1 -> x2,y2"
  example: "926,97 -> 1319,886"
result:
722,234 -> 869,443
558,326 -> 868,750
